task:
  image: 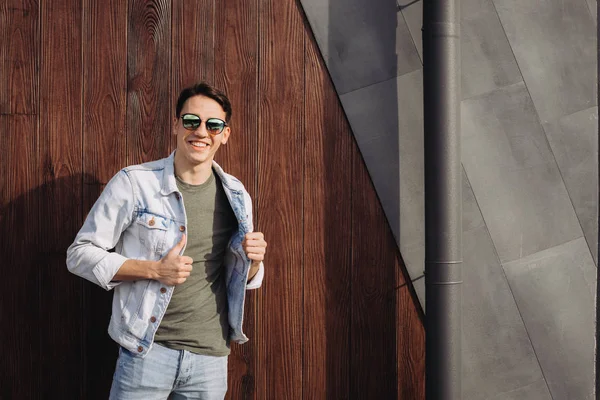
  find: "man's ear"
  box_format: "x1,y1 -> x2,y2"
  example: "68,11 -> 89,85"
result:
172,117 -> 179,135
221,126 -> 231,144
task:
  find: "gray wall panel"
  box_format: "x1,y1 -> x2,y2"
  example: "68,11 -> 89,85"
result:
461,0 -> 522,99
544,107 -> 599,263
399,1 -> 423,59
413,276 -> 425,308
493,0 -> 597,123
463,170 -> 485,232
462,225 -> 546,400
400,0 -> 523,99
462,83 -> 582,262
301,0 -> 420,94
491,379 -> 552,400
586,0 -> 597,23
398,70 -> 424,279
340,70 -> 425,279
462,184 -> 547,400
340,75 -> 400,249
503,238 -> 596,400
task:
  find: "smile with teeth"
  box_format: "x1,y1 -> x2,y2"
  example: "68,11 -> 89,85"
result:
189,141 -> 209,148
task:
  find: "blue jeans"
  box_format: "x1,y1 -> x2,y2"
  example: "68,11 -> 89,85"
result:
109,343 -> 228,400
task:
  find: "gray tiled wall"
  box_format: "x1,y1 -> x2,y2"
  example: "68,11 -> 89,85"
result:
504,238 -> 596,400
300,0 -> 597,398
493,0 -> 596,123
544,107 -> 599,263
462,83 -> 583,263
588,0 -> 597,23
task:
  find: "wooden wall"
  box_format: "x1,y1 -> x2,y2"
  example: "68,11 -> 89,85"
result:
0,0 -> 425,398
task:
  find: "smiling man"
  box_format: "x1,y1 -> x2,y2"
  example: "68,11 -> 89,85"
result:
67,82 -> 267,400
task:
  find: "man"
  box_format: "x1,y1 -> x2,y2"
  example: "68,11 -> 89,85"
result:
67,82 -> 267,399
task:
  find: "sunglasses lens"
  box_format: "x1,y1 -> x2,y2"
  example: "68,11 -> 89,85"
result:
181,114 -> 201,130
206,119 -> 225,133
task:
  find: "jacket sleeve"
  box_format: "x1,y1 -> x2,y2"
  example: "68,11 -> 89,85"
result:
66,170 -> 135,291
243,189 -> 265,290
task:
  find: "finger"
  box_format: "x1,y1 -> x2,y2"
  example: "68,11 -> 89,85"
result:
246,252 -> 265,261
170,234 -> 187,254
244,236 -> 266,243
244,242 -> 267,250
180,256 -> 194,265
244,246 -> 266,254
179,264 -> 193,272
245,232 -> 264,241
244,239 -> 267,248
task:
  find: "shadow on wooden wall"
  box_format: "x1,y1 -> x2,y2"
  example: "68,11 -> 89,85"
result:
1,173 -> 117,399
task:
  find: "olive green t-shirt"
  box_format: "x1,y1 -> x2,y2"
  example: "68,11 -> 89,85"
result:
154,171 -> 238,356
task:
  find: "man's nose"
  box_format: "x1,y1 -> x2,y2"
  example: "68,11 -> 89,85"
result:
194,123 -> 209,136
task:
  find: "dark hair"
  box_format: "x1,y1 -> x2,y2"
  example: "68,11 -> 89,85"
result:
175,82 -> 232,122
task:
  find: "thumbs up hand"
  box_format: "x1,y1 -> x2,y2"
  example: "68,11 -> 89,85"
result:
153,234 -> 193,286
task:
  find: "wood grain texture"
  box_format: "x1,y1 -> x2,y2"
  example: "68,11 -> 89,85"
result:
39,0 -> 84,397
82,0 -> 128,397
213,0 -> 259,398
0,114 -> 41,399
214,0 -> 258,196
397,270 -> 426,399
171,0 -> 214,88
127,0 -> 171,164
171,0 -> 215,154
0,0 -> 39,114
302,18 -> 352,400
351,148 -> 398,399
257,0 -> 305,398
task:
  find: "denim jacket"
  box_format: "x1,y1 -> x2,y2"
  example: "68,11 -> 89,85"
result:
66,152 -> 264,357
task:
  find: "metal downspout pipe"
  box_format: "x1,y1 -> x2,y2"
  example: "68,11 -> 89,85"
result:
422,0 -> 462,399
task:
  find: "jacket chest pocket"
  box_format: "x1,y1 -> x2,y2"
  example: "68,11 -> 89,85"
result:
135,212 -> 170,259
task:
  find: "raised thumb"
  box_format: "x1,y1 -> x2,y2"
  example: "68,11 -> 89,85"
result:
170,233 -> 186,254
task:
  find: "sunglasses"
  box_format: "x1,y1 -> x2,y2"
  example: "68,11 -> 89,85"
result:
180,113 -> 228,134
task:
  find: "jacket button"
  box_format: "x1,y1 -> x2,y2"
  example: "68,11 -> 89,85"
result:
150,316 -> 157,323
137,346 -> 143,353
179,225 -> 185,232
176,193 -> 180,200
160,287 -> 167,294
148,219 -> 155,226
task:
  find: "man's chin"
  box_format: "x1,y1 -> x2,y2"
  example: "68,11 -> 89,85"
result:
188,152 -> 213,165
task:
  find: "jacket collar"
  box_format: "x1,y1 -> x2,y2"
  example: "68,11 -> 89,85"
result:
160,152 -> 178,195
161,151 -> 239,195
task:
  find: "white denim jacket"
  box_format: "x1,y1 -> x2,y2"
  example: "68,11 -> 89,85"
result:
67,152 -> 264,357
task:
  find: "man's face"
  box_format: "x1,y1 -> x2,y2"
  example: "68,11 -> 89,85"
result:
173,95 -> 230,168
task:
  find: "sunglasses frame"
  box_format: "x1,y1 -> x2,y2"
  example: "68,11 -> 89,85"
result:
180,113 -> 228,134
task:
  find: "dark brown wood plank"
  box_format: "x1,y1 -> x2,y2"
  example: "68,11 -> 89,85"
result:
214,1 -> 258,211
396,269 -> 426,399
351,148 -> 398,399
0,0 -> 39,114
257,0 -> 305,398
213,0 -> 259,398
39,0 -> 84,397
170,0 -> 214,159
127,0 -> 171,164
82,0 -> 128,397
171,0 -> 214,88
0,114 -> 41,399
302,18 -> 352,400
